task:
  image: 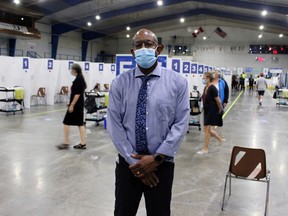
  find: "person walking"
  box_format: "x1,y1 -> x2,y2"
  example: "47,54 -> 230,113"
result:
57,64 -> 87,150
107,29 -> 190,216
248,74 -> 254,93
197,72 -> 223,155
213,71 -> 229,138
256,73 -> 268,106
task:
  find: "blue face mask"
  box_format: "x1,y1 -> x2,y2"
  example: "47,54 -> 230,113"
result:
134,48 -> 157,69
202,79 -> 207,85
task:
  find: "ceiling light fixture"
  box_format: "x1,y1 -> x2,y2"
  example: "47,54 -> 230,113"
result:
180,18 -> 185,23
279,34 -> 284,38
258,34 -> 263,38
126,26 -> 131,31
194,29 -> 199,33
95,15 -> 101,20
157,0 -> 163,6
203,36 -> 207,40
21,17 -> 24,20
262,10 -> 267,16
87,22 -> 92,27
14,0 -> 20,4
126,34 -> 130,38
259,25 -> 264,30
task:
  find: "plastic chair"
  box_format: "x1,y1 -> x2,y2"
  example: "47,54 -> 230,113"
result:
221,146 -> 271,216
31,87 -> 47,105
57,86 -> 69,103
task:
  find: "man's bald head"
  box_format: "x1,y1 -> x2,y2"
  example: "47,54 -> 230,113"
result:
133,29 -> 158,45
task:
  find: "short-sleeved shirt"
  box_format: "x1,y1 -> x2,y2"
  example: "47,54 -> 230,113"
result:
257,77 -> 267,91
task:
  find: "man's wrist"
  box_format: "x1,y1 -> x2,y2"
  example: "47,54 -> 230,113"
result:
153,154 -> 166,164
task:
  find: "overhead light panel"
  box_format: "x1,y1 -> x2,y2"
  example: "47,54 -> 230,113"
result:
258,34 -> 263,38
261,10 -> 267,16
126,34 -> 130,38
203,36 -> 207,40
157,0 -> 163,6
279,34 -> 284,38
126,26 -> 131,31
21,17 -> 24,20
95,15 -> 101,20
14,0 -> 20,4
180,18 -> 185,23
87,22 -> 92,27
259,25 -> 264,30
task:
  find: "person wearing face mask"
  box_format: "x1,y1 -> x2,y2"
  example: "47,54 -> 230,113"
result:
107,29 -> 190,216
197,72 -> 223,155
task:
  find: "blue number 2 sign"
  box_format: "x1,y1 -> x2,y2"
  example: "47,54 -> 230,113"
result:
48,60 -> 53,70
182,62 -> 190,74
23,58 -> 29,70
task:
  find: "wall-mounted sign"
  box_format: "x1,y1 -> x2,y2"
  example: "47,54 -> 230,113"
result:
23,58 -> 29,70
111,64 -> 116,72
191,63 -> 198,74
99,64 -> 104,71
172,59 -> 181,73
198,64 -> 204,74
182,62 -> 190,74
68,61 -> 74,70
48,60 -> 53,70
84,63 -> 90,71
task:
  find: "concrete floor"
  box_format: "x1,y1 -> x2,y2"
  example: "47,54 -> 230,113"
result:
0,91 -> 287,216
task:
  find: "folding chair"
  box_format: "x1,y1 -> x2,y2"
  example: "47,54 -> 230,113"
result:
57,86 -> 69,103
31,87 -> 47,105
221,146 -> 271,216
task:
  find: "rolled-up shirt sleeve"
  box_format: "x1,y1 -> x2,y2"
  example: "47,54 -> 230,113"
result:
156,78 -> 190,157
107,80 -> 139,165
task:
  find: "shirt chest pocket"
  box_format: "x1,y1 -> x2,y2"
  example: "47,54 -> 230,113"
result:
156,99 -> 175,124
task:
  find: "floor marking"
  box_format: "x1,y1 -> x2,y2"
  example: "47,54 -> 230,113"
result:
223,90 -> 243,119
25,108 -> 66,117
267,90 -> 273,97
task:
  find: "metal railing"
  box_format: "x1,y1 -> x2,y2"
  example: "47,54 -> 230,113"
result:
0,48 -> 24,57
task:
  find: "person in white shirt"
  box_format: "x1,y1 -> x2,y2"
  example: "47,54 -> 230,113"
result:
256,73 -> 268,106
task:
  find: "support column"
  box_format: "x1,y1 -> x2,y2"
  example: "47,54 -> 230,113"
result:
82,40 -> 89,61
51,34 -> 59,59
8,38 -> 16,57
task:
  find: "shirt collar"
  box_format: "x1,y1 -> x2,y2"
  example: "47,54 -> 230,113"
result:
135,63 -> 162,78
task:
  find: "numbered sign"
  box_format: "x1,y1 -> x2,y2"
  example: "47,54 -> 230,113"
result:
158,56 -> 167,68
204,66 -> 209,73
68,61 -> 74,70
23,58 -> 29,69
191,63 -> 198,74
48,60 -> 53,70
182,62 -> 190,74
198,64 -> 204,74
111,64 -> 116,72
99,64 -> 104,71
172,59 -> 180,73
84,63 -> 90,71
209,66 -> 213,72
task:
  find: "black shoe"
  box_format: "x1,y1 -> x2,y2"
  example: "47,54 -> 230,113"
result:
57,144 -> 69,150
74,143 -> 87,150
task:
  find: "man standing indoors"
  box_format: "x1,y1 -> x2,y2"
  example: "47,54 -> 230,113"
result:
213,71 -> 229,138
107,29 -> 190,216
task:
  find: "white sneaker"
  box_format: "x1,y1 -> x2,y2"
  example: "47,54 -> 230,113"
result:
197,149 -> 209,155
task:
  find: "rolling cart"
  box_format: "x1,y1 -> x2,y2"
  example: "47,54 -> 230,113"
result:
0,87 -> 24,116
84,91 -> 107,126
188,86 -> 202,131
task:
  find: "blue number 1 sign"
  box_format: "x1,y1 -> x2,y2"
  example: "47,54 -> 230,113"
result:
172,59 -> 180,73
23,58 -> 29,70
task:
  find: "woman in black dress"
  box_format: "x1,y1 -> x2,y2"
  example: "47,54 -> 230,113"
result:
197,72 -> 223,155
57,64 -> 87,150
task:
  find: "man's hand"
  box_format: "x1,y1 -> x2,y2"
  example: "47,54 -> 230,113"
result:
140,172 -> 159,188
68,105 -> 74,113
223,103 -> 228,108
129,154 -> 159,177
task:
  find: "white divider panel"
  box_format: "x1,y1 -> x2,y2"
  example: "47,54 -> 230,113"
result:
56,60 -> 74,98
103,64 -> 117,87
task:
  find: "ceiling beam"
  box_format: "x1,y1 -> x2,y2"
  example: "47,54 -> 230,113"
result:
99,8 -> 287,35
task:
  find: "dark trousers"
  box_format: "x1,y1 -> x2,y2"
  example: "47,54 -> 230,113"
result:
114,155 -> 175,216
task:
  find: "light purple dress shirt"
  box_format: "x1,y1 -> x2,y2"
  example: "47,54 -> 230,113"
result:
107,64 -> 190,165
